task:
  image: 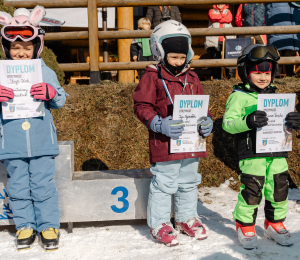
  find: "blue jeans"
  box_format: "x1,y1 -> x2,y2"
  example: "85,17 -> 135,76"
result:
147,158 -> 201,229
5,156 -> 59,232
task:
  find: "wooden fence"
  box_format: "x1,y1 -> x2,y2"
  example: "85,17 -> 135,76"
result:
6,0 -> 300,84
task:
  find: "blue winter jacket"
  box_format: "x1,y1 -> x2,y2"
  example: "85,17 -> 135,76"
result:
0,58 -> 67,160
265,3 -> 300,51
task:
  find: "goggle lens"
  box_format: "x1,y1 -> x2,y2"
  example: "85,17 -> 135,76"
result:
4,26 -> 34,39
248,45 -> 280,61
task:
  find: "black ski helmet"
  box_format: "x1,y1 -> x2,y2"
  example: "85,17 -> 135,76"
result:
237,44 -> 280,88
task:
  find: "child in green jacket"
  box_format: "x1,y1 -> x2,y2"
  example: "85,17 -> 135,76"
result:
223,44 -> 300,249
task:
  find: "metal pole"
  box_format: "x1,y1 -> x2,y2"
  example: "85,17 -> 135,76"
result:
102,8 -> 109,63
101,7 -> 112,80
87,0 -> 101,84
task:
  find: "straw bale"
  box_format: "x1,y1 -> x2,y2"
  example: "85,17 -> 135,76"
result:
53,78 -> 300,189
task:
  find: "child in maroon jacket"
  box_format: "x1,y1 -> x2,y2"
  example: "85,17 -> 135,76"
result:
133,20 -> 213,246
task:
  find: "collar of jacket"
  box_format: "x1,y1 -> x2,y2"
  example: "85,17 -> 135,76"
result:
149,64 -> 196,83
233,82 -> 277,94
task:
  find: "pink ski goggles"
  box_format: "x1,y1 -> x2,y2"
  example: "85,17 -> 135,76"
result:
1,25 -> 45,42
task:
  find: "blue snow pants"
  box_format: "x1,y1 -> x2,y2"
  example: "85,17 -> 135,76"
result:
4,156 -> 60,232
147,158 -> 202,229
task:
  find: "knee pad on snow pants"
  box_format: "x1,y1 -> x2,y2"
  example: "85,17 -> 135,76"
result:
240,173 -> 265,206
273,171 -> 289,202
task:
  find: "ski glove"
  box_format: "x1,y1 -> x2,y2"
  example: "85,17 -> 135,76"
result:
30,83 -> 57,101
198,116 -> 213,137
0,85 -> 14,102
150,115 -> 185,140
286,112 -> 300,129
246,110 -> 268,129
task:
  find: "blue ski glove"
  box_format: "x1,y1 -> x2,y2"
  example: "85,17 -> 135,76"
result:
150,115 -> 185,140
198,116 -> 213,137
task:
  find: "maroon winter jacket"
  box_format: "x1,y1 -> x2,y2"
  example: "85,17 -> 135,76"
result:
133,64 -> 213,164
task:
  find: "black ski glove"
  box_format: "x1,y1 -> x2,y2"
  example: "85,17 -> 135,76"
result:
246,110 -> 268,129
286,112 -> 300,130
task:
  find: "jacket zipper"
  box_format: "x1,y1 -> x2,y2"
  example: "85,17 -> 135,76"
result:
154,133 -> 157,146
50,121 -> 54,144
0,122 -> 3,149
26,127 -> 31,157
246,133 -> 250,149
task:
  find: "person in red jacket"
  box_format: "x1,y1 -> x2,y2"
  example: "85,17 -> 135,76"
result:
133,21 -> 213,247
205,4 -> 235,79
235,4 -> 265,44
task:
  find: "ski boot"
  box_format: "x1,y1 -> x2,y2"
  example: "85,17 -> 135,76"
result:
150,223 -> 179,247
236,222 -> 257,249
175,217 -> 207,240
264,219 -> 293,246
16,226 -> 37,251
40,228 -> 60,251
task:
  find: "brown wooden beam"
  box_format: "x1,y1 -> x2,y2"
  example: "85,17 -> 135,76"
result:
58,57 -> 300,71
43,25 -> 300,41
5,0 -> 300,8
44,31 -> 89,41
59,63 -> 90,71
88,0 -> 100,83
97,25 -> 300,40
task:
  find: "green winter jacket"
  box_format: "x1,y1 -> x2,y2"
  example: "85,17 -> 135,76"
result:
222,83 -> 288,160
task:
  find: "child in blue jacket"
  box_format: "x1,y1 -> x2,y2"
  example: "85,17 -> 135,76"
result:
0,6 -> 67,251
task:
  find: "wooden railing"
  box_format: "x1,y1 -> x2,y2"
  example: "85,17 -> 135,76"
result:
6,0 -> 300,83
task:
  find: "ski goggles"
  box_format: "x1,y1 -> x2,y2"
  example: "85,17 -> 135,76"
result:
248,45 -> 280,62
1,26 -> 45,42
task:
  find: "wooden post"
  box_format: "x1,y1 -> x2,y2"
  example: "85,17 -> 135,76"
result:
117,7 -> 134,83
88,0 -> 100,84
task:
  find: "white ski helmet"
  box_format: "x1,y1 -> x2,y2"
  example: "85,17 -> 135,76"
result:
150,20 -> 194,64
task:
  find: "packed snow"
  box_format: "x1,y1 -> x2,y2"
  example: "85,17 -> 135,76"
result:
0,178 -> 299,260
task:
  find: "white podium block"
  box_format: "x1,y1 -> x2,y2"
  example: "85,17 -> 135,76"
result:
0,141 -> 153,226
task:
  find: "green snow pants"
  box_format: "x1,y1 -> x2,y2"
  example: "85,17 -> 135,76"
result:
233,157 -> 289,226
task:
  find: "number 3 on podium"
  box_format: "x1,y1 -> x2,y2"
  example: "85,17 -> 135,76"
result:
111,186 -> 129,213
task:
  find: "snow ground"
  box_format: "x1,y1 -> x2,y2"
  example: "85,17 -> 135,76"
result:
0,179 -> 300,260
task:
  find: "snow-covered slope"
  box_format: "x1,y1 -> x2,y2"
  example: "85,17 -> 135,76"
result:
0,179 -> 299,260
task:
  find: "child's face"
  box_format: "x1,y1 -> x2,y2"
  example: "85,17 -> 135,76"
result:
10,41 -> 34,60
249,72 -> 272,89
142,23 -> 151,30
167,53 -> 187,67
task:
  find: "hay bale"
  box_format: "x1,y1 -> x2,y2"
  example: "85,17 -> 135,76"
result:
53,78 -> 300,188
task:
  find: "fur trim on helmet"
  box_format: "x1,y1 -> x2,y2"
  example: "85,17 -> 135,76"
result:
29,6 -> 46,26
0,6 -> 45,59
14,8 -> 30,17
0,11 -> 12,25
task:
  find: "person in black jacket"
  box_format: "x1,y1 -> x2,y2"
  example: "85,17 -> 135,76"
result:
146,6 -> 182,29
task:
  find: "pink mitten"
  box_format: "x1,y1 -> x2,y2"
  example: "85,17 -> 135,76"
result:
30,83 -> 57,101
0,85 -> 14,102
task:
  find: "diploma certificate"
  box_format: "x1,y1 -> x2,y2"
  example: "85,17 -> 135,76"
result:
0,59 -> 44,119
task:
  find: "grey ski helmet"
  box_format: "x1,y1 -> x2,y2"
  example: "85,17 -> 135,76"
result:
237,44 -> 280,87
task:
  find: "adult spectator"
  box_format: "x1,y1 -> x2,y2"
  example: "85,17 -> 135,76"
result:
146,6 -> 182,29
265,2 -> 300,77
235,3 -> 265,44
205,4 -> 235,79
